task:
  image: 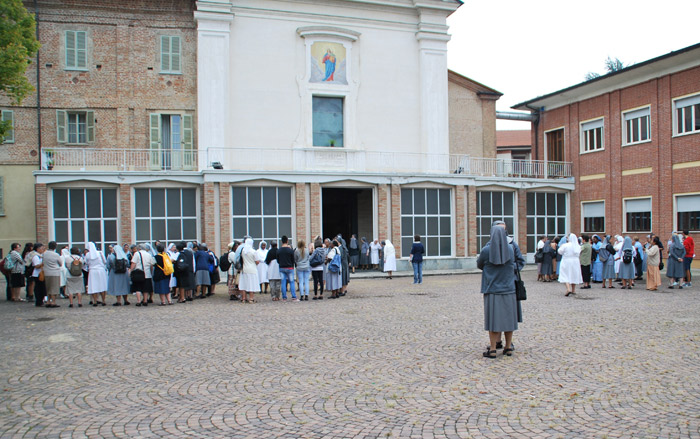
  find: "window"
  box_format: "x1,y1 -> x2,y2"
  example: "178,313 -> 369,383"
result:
400,188 -> 451,258
232,186 -> 293,247
624,198 -> 651,232
134,188 -> 198,243
56,110 -> 95,144
313,96 -> 343,147
53,188 -> 118,251
476,191 -> 515,250
580,118 -> 604,153
546,129 -> 564,162
623,107 -> 650,145
65,30 -> 87,70
674,94 -> 700,135
149,113 -> 193,170
160,36 -> 181,74
526,192 -> 567,252
582,201 -> 605,233
677,194 -> 700,231
1,110 -> 14,143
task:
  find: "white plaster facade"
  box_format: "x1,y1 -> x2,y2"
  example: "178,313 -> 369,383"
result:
195,0 -> 460,173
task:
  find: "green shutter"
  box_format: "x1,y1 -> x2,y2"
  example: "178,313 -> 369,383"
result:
161,36 -> 170,72
171,37 -> 181,72
76,31 -> 87,68
182,114 -> 193,170
86,110 -> 95,143
1,110 -> 13,143
65,31 -> 76,68
56,110 -> 67,143
149,113 -> 161,169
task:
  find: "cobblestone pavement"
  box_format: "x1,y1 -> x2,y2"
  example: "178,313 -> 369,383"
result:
0,271 -> 699,438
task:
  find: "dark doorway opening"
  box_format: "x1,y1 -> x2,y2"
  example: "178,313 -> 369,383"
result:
322,188 -> 373,241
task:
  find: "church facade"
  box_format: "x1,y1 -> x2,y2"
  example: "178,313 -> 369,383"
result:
1,0 -> 573,267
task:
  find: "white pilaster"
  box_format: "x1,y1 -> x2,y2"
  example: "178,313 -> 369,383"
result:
194,1 -> 233,168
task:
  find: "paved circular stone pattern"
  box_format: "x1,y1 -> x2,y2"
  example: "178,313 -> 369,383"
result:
1,271 -> 698,438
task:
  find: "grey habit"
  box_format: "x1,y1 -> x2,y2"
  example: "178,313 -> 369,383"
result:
477,226 -> 520,332
619,237 -> 636,280
338,235 -> 350,287
107,252 -> 131,296
599,236 -> 616,280
666,234 -> 686,279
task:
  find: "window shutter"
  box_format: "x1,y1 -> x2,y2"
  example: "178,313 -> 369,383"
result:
161,36 -> 170,72
149,113 -> 161,169
1,110 -> 13,143
86,110 -> 95,143
65,31 -> 76,68
182,114 -> 193,170
171,37 -> 181,72
56,110 -> 67,143
76,31 -> 87,68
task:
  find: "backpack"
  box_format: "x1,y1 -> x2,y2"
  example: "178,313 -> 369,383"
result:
599,249 -> 609,263
0,258 -> 9,276
309,249 -> 323,267
234,250 -> 242,271
114,258 -> 128,274
534,248 -> 544,263
208,251 -> 218,273
622,248 -> 633,264
159,253 -> 174,276
176,252 -> 189,273
219,251 -> 232,272
4,254 -> 15,271
69,256 -> 83,277
328,250 -> 341,273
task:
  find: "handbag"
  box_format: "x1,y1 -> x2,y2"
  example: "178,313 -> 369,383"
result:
130,251 -> 146,283
659,260 -> 664,271
514,269 -> 526,301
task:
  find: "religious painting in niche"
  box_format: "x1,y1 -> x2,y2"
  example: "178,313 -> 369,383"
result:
310,42 -> 347,85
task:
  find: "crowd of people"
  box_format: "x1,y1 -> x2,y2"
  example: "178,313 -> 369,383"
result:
535,231 -> 695,296
1,232 -> 425,307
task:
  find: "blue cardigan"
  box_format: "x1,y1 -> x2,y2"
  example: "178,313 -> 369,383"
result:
410,242 -> 425,263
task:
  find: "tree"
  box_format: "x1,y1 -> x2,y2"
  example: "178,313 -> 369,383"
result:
585,56 -> 627,81
0,0 -> 40,139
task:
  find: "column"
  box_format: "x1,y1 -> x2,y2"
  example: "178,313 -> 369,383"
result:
35,184 -> 48,244
454,185 -> 466,257
219,183 -> 231,255
194,2 -> 233,167
310,183 -> 322,239
119,184 -> 132,245
517,188 -> 528,252
295,183 -> 307,243
390,184 -> 401,257
202,182 -> 216,245
466,185 -> 477,256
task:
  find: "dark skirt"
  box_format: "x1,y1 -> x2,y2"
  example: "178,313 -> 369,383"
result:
11,273 -> 25,288
131,278 -> 153,293
541,253 -> 553,275
350,255 -> 360,267
176,271 -> 195,290
483,293 -> 520,332
154,278 -> 170,295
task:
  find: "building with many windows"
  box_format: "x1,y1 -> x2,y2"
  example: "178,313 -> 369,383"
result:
514,42 -> 700,262
1,0 -> 574,267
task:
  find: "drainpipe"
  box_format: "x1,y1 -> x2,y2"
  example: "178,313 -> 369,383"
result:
524,106 -> 542,162
34,0 -> 42,169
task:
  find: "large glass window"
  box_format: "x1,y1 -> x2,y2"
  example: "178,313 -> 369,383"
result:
623,107 -> 650,145
526,192 -> 567,252
53,188 -> 118,251
312,96 -> 343,147
674,94 -> 700,136
677,194 -> 700,231
134,188 -> 198,243
476,191 -> 515,250
232,186 -> 293,246
582,201 -> 605,233
624,198 -> 652,233
580,118 -> 604,153
400,188 -> 451,258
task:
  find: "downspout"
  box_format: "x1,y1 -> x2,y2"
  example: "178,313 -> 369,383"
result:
34,0 -> 42,169
495,110 -> 540,160
525,105 -> 542,162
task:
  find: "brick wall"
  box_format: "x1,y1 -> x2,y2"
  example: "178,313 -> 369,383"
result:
295,183 -> 307,243
309,183 -> 321,240
35,184 -> 48,244
219,183 -> 230,254
390,184 -> 401,256
377,184 -> 388,240
454,185 -> 466,257
202,182 -> 215,246
119,183 -> 131,244
466,186 -> 477,255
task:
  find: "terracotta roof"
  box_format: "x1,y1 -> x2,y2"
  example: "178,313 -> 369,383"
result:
497,130 -> 531,148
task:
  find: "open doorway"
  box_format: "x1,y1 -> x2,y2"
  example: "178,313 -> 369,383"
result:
322,188 -> 373,241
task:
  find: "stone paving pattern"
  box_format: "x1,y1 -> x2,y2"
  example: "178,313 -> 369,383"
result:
0,271 -> 699,438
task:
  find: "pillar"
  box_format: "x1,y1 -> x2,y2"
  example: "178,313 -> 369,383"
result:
310,183 -> 321,239
390,184 -> 401,257
35,184 -> 49,244
455,185 -> 466,257
466,185 -> 477,256
119,183 -> 131,245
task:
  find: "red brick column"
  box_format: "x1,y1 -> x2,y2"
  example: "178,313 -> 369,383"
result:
219,183 -> 231,254
466,185 -> 477,256
454,185 -> 466,257
390,184 -> 401,257
35,184 -> 49,244
310,183 -> 321,240
517,188 -> 528,252
119,184 -> 131,245
295,183 -> 307,243
202,182 -> 216,245
377,184 -> 389,240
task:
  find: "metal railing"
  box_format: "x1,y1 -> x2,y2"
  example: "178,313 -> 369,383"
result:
42,147 -> 572,179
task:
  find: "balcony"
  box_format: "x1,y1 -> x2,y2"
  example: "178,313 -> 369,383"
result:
41,147 -> 572,179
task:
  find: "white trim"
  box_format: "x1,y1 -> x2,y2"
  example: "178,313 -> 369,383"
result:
672,91 -> 700,137
580,117 -> 605,154
543,126 -> 566,164
622,105 -> 651,146
674,192 -> 700,231
622,196 -> 652,233
581,200 -> 605,234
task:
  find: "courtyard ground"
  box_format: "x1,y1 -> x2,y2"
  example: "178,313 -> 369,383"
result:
0,270 -> 698,438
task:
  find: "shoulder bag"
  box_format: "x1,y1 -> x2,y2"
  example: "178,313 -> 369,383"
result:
130,251 -> 146,283
515,269 -> 526,301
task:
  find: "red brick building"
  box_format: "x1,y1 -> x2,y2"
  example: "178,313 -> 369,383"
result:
514,42 -> 700,263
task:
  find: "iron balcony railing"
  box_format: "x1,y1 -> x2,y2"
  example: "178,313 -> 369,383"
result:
41,147 -> 572,179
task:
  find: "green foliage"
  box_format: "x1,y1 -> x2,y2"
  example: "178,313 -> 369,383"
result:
0,0 -> 40,139
585,56 -> 627,82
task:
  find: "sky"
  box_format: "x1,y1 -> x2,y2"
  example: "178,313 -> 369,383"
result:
446,0 -> 700,131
